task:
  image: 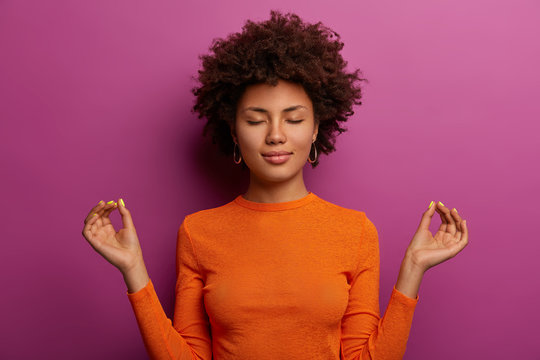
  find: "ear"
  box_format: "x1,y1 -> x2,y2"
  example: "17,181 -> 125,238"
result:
230,126 -> 237,144
312,121 -> 319,142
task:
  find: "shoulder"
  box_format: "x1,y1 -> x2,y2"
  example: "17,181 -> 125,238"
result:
311,194 -> 376,233
312,194 -> 369,222
180,198 -> 239,233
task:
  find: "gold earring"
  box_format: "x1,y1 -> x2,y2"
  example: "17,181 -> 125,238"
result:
307,141 -> 318,164
233,143 -> 242,164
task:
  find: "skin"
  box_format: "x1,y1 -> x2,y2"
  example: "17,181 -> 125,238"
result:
81,80 -> 469,298
395,202 -> 469,298
231,79 -> 319,203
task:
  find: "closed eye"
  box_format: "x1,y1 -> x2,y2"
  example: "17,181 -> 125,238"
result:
246,120 -> 304,125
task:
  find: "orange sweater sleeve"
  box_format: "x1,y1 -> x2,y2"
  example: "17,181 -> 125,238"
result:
126,221 -> 212,360
340,214 -> 419,360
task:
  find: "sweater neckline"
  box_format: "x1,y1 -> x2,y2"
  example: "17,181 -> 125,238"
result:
234,191 -> 317,211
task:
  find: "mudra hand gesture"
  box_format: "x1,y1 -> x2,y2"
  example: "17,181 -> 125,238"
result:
406,201 -> 469,273
81,199 -> 143,275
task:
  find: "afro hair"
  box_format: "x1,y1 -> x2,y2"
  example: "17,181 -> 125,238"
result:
191,9 -> 368,168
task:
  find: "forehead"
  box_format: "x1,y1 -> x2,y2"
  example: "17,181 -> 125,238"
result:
237,80 -> 312,112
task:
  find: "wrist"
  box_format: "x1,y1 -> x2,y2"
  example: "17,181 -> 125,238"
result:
122,259 -> 150,294
403,250 -> 427,275
395,256 -> 425,299
122,256 -> 147,279
120,254 -> 145,276
399,259 -> 425,280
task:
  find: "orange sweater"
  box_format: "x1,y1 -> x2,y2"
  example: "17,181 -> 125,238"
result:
127,192 -> 419,359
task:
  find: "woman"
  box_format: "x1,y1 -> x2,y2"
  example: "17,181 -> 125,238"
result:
82,10 -> 468,360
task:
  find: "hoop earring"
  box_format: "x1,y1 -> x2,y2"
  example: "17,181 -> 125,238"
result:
307,141 -> 318,164
233,143 -> 242,164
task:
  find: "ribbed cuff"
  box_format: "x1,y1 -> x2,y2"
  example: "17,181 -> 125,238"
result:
126,278 -> 153,301
392,284 -> 419,304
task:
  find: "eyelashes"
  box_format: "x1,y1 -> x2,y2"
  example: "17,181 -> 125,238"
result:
247,120 -> 304,125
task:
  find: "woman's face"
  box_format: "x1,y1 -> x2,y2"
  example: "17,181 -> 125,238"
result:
233,79 -> 318,185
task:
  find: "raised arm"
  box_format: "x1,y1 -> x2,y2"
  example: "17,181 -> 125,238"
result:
81,198 -> 211,359
341,200 -> 469,360
126,220 -> 212,360
340,214 -> 419,360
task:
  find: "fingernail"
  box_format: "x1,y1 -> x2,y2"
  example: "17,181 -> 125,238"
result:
453,208 -> 458,214
107,200 -> 114,204
98,200 -> 103,205
119,198 -> 125,207
93,213 -> 98,216
428,201 -> 434,209
438,201 -> 444,206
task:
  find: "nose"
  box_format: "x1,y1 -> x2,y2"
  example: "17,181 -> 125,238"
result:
266,120 -> 286,144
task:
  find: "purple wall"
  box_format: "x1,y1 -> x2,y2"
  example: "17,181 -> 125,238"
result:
1,1 -> 538,359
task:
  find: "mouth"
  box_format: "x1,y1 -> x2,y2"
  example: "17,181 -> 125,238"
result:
261,152 -> 293,164
262,151 -> 293,157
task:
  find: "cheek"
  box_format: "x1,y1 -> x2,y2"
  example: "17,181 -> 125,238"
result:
291,133 -> 315,152
236,130 -> 260,155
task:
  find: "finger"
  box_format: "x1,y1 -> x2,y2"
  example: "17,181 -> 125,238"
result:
82,209 -> 101,242
451,207 -> 463,233
418,200 -> 438,231
439,202 -> 457,235
100,200 -> 118,226
451,220 -> 469,255
449,235 -> 468,258
116,198 -> 135,229
436,201 -> 456,235
94,201 -> 113,217
460,219 -> 469,245
84,200 -> 105,224
434,201 -> 447,228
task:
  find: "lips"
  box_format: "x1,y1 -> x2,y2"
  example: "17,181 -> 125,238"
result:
262,151 -> 292,157
262,152 -> 292,164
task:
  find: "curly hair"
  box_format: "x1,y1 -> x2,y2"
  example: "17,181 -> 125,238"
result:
191,9 -> 368,168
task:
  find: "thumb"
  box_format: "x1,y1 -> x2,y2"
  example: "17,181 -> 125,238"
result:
418,200 -> 437,231
117,198 -> 135,230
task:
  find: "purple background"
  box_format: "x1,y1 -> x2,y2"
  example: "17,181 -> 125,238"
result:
1,1 -> 539,359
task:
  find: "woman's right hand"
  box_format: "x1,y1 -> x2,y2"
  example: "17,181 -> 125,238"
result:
82,199 -> 143,275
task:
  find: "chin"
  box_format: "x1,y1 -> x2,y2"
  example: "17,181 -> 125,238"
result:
252,166 -> 303,184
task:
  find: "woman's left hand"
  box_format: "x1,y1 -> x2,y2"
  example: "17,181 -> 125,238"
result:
405,201 -> 469,272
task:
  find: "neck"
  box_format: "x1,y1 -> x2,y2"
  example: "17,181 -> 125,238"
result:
243,170 -> 309,203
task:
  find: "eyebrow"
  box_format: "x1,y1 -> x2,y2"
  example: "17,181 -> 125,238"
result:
241,105 -> 308,114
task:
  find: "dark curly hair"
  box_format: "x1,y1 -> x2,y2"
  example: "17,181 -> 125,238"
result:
191,9 -> 368,168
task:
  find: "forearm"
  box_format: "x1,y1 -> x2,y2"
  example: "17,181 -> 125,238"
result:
123,259 -> 150,294
126,275 -> 200,359
355,255 -> 421,359
395,254 -> 425,299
